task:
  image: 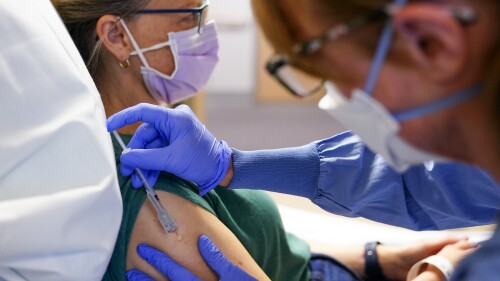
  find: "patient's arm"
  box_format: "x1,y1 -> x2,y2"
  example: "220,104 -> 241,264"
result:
309,236 -> 469,281
126,191 -> 270,281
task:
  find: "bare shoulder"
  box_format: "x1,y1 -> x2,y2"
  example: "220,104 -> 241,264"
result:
126,190 -> 269,281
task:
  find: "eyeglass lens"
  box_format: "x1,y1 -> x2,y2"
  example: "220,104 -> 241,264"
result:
276,65 -> 325,97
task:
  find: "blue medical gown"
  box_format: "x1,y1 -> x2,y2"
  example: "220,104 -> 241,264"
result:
451,221 -> 500,280
229,131 -> 500,280
229,131 -> 500,230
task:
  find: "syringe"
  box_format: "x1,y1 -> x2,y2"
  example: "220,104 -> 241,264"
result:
112,131 -> 178,234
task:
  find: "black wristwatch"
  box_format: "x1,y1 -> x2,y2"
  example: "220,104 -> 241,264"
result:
364,241 -> 387,281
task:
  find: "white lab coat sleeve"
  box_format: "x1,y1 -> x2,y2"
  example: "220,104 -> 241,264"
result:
0,1 -> 122,280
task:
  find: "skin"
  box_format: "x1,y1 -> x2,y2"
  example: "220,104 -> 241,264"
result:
221,0 -> 500,186
94,0 -> 269,279
412,240 -> 477,281
245,0 -> 493,279
92,0 -> 484,279
310,235 -> 477,281
128,191 -> 268,280
279,0 -> 500,179
96,0 -> 204,134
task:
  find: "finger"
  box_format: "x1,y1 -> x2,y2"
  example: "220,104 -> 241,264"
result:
198,236 -> 255,281
140,169 -> 160,188
457,240 -> 478,249
130,169 -> 159,188
126,269 -> 155,281
120,163 -> 134,177
106,103 -> 166,132
147,170 -> 160,187
420,235 -> 469,253
145,138 -> 165,149
198,235 -> 231,275
131,173 -> 144,188
128,123 -> 161,150
137,244 -> 201,281
120,147 -> 173,171
175,104 -> 195,115
466,241 -> 479,249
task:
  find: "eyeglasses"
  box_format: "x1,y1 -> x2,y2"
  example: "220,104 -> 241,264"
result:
266,8 -> 388,98
134,0 -> 210,33
266,5 -> 477,98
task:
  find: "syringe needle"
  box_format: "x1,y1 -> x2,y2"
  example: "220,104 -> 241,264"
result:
112,131 -> 178,234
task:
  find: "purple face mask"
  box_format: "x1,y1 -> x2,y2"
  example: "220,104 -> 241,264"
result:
120,20 -> 219,105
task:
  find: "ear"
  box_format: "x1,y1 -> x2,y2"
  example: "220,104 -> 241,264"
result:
96,15 -> 131,62
393,3 -> 467,82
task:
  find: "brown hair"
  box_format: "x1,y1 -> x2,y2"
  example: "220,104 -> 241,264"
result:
252,0 -> 386,78
252,0 -> 500,138
51,0 -> 149,78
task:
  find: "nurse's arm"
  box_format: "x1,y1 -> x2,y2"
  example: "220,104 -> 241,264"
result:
228,131 -> 500,230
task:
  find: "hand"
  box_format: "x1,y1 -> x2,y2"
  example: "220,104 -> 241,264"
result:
377,235 -> 472,280
407,240 -> 478,281
434,239 -> 477,267
126,235 -> 257,281
106,103 -> 232,195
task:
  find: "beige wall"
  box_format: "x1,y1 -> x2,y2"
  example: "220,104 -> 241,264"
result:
173,92 -> 206,123
255,30 -> 322,104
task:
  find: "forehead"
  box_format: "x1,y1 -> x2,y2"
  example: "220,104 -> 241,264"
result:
146,0 -> 204,9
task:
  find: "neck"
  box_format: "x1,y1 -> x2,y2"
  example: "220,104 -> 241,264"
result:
452,98 -> 500,183
465,122 -> 500,182
97,64 -> 157,135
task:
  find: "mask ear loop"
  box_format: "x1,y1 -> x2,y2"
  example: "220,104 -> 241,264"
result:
364,0 -> 408,96
119,18 -> 151,68
392,85 -> 481,121
119,17 -> 181,80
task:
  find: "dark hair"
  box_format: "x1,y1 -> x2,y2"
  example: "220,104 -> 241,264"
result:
52,0 -> 148,77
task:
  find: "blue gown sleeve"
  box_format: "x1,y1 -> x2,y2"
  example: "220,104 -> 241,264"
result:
229,131 -> 500,230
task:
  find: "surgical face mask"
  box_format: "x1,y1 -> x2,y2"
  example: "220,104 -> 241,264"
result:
320,83 -> 449,172
120,19 -> 219,105
319,0 -> 480,172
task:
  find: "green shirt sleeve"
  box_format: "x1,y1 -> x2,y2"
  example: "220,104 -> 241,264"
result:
104,134 -> 311,281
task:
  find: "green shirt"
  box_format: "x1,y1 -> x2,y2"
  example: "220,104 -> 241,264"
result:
103,134 -> 311,281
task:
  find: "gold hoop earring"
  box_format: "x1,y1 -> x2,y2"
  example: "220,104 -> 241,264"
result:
119,59 -> 130,69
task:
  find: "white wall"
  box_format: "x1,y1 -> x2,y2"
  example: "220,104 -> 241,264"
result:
205,0 -> 256,96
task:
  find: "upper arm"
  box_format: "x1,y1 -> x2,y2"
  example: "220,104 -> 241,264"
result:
126,190 -> 269,281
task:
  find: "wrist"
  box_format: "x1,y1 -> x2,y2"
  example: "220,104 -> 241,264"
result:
364,241 -> 388,281
407,256 -> 454,281
425,264 -> 447,281
219,153 -> 233,187
410,266 -> 444,281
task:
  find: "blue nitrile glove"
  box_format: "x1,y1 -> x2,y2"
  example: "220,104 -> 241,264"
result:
126,235 -> 257,281
106,103 -> 232,195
